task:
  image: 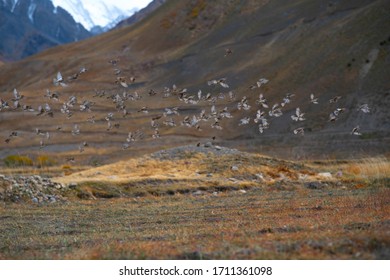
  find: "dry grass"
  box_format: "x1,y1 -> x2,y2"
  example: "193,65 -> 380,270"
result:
1,151 -> 389,259
342,157 -> 390,179
1,186 -> 389,259
308,157 -> 390,181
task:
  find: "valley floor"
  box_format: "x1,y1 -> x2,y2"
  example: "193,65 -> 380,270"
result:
0,146 -> 389,259
0,181 -> 389,259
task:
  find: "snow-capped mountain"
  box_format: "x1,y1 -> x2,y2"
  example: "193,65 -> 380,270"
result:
0,0 -> 91,61
51,0 -> 152,32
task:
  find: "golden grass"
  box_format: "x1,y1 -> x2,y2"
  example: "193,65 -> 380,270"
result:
343,157 -> 390,179
53,151 -> 314,192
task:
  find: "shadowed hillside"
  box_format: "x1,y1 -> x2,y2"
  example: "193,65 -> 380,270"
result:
0,0 -> 91,61
0,0 -> 389,165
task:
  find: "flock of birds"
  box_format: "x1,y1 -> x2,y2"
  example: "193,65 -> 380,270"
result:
0,49 -> 371,161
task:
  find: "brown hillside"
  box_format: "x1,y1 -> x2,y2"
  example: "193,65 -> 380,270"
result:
0,0 -> 389,165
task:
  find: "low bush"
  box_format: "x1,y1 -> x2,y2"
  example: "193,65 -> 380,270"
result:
3,155 -> 33,167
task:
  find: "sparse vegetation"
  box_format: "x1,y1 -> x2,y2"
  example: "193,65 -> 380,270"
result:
3,155 -> 33,167
0,184 -> 388,259
1,149 -> 388,259
36,155 -> 56,168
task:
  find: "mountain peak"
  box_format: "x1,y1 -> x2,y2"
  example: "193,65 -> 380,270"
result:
51,0 -> 151,31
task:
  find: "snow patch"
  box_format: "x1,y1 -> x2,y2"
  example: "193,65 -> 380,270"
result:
51,0 -> 151,31
11,0 -> 19,12
28,1 -> 37,23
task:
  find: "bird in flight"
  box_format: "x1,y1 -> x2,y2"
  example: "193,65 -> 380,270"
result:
291,107 -> 306,121
310,94 -> 319,104
53,72 -> 68,87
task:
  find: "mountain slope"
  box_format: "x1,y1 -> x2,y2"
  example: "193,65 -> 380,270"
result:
0,0 -> 91,61
0,0 -> 389,163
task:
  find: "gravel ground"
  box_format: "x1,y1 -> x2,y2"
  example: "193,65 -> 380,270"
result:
150,142 -> 243,160
0,174 -> 67,203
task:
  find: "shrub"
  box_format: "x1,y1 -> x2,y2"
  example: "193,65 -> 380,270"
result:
3,155 -> 33,167
36,155 -> 56,168
62,164 -> 73,176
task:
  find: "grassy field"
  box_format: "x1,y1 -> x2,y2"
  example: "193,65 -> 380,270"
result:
0,150 -> 389,259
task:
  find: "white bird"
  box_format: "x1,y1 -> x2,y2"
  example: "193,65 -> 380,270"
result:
66,96 -> 77,107
239,117 -> 251,126
207,78 -> 229,88
329,112 -> 338,122
211,121 -> 223,130
87,115 -> 95,123
219,107 -> 233,119
163,107 -> 179,116
351,126 -> 362,135
105,112 -> 114,121
197,90 -> 203,101
254,109 -> 265,123
35,128 -> 44,135
329,96 -> 341,103
269,104 -> 283,117
53,72 -> 67,87
0,98 -> 10,110
258,119 -> 269,133
12,88 -> 24,101
228,91 -> 236,101
138,107 -> 149,114
71,124 -> 80,135
333,108 -> 346,116
39,139 -> 45,149
310,94 -> 319,104
281,93 -> 295,107
22,105 -> 34,112
357,104 -> 370,113
256,94 -> 269,108
45,89 -> 59,101
80,100 -> 94,112
252,78 -> 269,89
293,127 -> 305,135
237,96 -> 251,111
291,107 -> 305,121
163,118 -> 176,127
152,128 -> 161,139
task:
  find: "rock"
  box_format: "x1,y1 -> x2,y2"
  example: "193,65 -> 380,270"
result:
192,190 -> 203,196
228,177 -> 239,183
305,181 -> 323,189
0,175 -> 66,203
231,165 -> 239,171
255,173 -> 265,181
318,172 -> 332,178
68,182 -> 78,189
204,142 -> 213,148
